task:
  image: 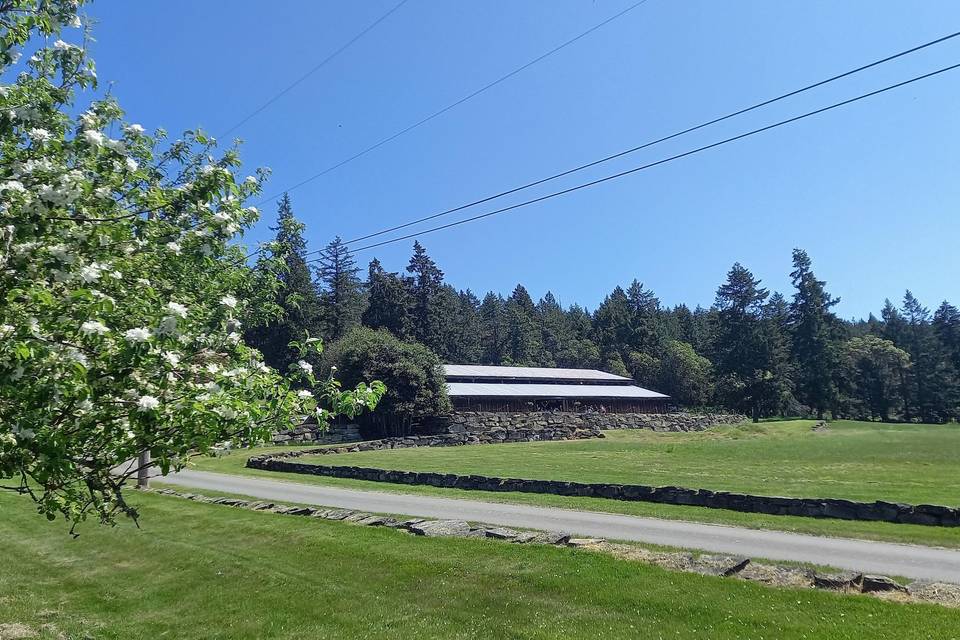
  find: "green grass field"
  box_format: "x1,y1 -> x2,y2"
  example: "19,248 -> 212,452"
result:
3,490 -> 959,640
301,420 -> 960,505
188,420 -> 960,548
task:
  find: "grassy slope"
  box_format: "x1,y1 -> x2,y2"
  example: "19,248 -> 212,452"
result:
299,420 -> 960,505
2,491 -> 959,640
188,420 -> 960,548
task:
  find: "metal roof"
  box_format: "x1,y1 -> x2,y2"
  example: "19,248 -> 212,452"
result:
443,364 -> 631,382
446,382 -> 669,399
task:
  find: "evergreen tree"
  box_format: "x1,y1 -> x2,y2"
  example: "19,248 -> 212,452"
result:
538,292 -> 570,367
712,263 -> 770,418
362,258 -> 411,338
626,279 -> 662,355
564,304 -> 601,368
593,286 -> 633,371
895,292 -> 958,422
244,194 -> 321,370
934,301 -> 960,374
315,236 -> 364,341
405,241 -> 445,349
788,249 -> 840,418
453,289 -> 483,363
479,292 -> 507,364
504,284 -> 542,365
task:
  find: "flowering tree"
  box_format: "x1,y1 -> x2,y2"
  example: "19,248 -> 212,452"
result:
0,0 -> 384,530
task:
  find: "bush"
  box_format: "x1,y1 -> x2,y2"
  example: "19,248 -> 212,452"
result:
320,327 -> 450,437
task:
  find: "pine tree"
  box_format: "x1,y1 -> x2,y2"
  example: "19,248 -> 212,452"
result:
504,284 -> 542,365
712,262 -> 770,418
362,258 -> 411,338
315,236 -> 364,341
479,292 -> 507,364
453,289 -> 483,363
405,241 -> 445,349
593,286 -> 633,372
934,301 -> 960,374
538,292 -> 570,367
244,194 -> 321,371
896,291 -> 957,422
626,279 -> 662,355
788,249 -> 840,418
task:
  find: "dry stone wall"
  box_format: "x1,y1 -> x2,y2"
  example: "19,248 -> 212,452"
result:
443,411 -> 746,434
272,422 -> 362,445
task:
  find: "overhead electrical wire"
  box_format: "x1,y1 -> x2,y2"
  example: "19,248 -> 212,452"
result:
255,0 -> 653,205
301,61 -> 960,258
330,29 -> 960,248
217,0 -> 411,139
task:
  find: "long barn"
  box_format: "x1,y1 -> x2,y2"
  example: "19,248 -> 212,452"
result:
443,364 -> 670,413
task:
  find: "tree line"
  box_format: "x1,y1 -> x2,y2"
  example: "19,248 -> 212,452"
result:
248,195 -> 960,423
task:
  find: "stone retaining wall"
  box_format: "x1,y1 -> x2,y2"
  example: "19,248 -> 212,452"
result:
272,422 -> 362,445
246,457 -> 960,527
440,411 -> 746,434
265,420 -> 601,456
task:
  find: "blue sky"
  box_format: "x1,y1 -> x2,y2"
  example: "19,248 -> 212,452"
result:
80,0 -> 960,318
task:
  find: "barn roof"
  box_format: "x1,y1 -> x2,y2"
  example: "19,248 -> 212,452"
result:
446,382 -> 669,399
443,364 -> 631,382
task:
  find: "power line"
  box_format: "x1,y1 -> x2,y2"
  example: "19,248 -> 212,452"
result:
337,29 -> 960,247
256,0 -> 653,205
217,0 -> 410,139
306,61 -> 960,258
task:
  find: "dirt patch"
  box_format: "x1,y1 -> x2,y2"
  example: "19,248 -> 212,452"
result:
0,623 -> 36,639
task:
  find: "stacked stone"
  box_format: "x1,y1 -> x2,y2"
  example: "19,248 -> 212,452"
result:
272,422 -> 363,445
445,411 -> 747,433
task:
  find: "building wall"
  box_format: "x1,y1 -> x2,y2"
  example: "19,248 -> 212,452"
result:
449,397 -> 670,413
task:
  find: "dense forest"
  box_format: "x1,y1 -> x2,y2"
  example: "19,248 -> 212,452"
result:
247,195 -> 960,423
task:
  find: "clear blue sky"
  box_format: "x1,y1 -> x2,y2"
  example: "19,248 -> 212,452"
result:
82,0 -> 960,318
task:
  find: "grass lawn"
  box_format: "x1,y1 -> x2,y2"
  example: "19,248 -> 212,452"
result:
3,491 -> 959,640
184,422 -> 960,547
297,420 -> 960,505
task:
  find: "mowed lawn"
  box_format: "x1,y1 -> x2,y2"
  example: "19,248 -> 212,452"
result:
3,491 -> 960,640
298,420 -> 960,506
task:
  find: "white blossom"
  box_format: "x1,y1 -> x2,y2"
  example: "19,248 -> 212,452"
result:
125,157 -> 138,172
125,123 -> 145,135
162,351 -> 181,367
165,242 -> 181,255
296,389 -> 313,399
29,128 -> 51,142
136,395 -> 160,411
215,407 -> 237,420
53,39 -> 74,51
80,320 -> 109,335
166,302 -> 188,318
220,295 -> 237,309
79,262 -> 104,283
123,327 -> 152,343
296,360 -> 313,375
0,324 -> 13,338
49,244 -> 76,264
82,129 -> 104,147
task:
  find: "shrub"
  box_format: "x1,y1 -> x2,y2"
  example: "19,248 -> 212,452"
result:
321,327 -> 450,436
